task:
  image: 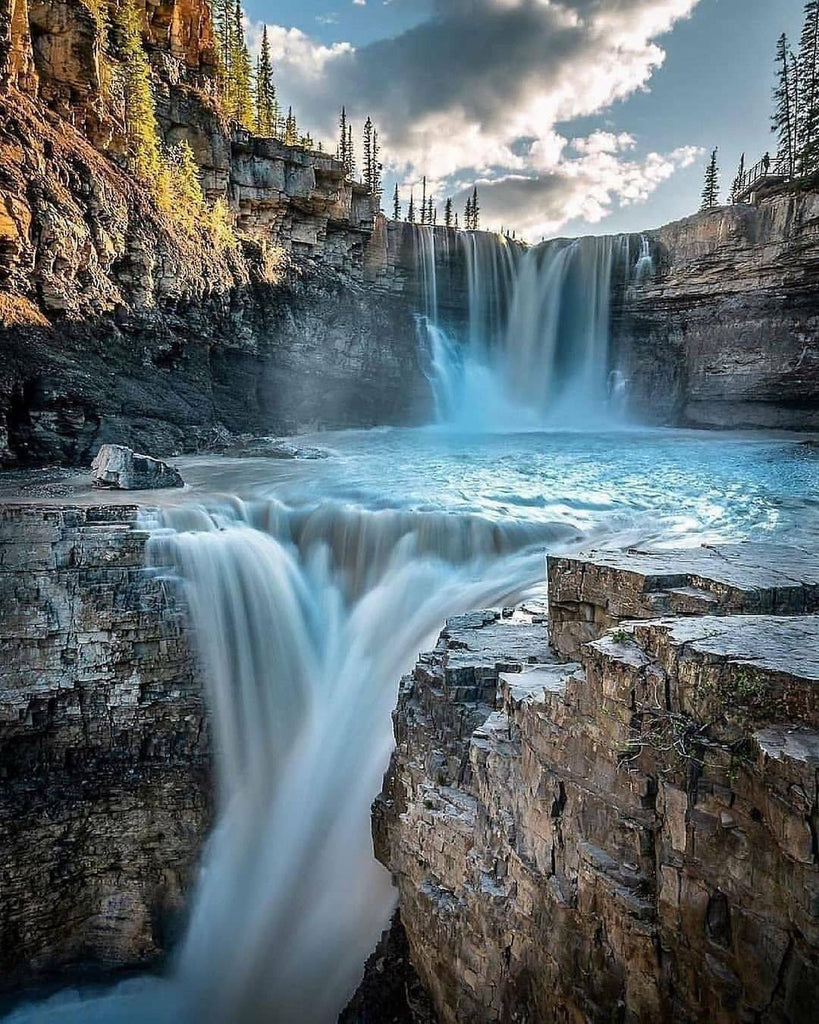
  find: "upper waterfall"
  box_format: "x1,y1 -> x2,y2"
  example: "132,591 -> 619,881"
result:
410,226 -> 641,429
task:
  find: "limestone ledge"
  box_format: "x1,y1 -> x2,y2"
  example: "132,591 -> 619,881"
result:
377,545 -> 819,1024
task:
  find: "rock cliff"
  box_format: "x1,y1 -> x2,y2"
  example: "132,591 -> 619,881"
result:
618,192 -> 819,429
375,546 -> 819,1023
0,504 -> 209,990
0,0 -> 429,467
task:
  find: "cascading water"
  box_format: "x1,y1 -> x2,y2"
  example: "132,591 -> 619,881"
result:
6,423 -> 818,1024
411,226 -> 631,429
5,496 -> 561,1024
633,234 -> 654,284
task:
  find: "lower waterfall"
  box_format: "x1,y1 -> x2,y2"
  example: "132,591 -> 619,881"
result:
5,421 -> 815,1024
5,497 -> 564,1024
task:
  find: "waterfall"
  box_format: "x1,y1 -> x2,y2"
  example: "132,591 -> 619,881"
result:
417,230 -> 624,429
633,234 -> 654,284
5,500 -> 559,1024
145,502 -> 553,1024
461,231 -> 520,354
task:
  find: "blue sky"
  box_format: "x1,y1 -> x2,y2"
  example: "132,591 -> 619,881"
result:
241,0 -> 805,238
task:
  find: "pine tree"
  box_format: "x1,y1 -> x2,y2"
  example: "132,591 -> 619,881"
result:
166,140 -> 205,229
362,116 -> 374,191
700,148 -> 720,210
393,184 -> 401,220
407,191 -> 415,223
118,0 -> 163,184
444,197 -> 452,227
284,107 -> 298,146
420,177 -> 427,225
471,186 -> 480,230
347,124 -> 355,177
226,0 -> 253,127
254,25 -> 278,137
798,2 -> 819,174
730,153 -> 746,203
464,194 -> 473,230
773,33 -> 798,176
427,197 -> 434,224
371,128 -> 382,206
211,0 -> 233,85
337,107 -> 348,170
454,212 -> 459,229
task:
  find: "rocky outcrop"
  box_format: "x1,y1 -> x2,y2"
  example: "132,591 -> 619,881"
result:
0,504 -> 210,988
91,443 -> 183,488
0,0 -> 430,467
376,547 -> 819,1023
618,191 -> 819,429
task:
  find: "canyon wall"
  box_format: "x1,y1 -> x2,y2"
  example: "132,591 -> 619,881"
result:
0,0 -> 430,467
375,547 -> 819,1023
617,191 -> 819,429
0,504 -> 210,993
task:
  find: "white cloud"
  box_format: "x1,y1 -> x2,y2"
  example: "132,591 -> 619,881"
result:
248,0 -> 704,237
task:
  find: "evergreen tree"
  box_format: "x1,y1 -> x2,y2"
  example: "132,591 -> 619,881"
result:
393,184 -> 401,220
444,197 -> 452,227
337,107 -> 349,170
118,0 -> 163,184
166,140 -> 205,228
363,116 -> 374,191
730,153 -> 746,203
773,33 -> 798,176
407,191 -> 415,223
454,211 -> 459,229
464,194 -> 473,230
211,0 -> 233,84
284,107 -> 298,146
471,186 -> 480,230
427,197 -> 434,224
228,0 -> 253,127
347,124 -> 355,177
254,25 -> 278,137
700,148 -> 720,210
420,177 -> 427,225
372,128 -> 382,206
798,2 -> 819,173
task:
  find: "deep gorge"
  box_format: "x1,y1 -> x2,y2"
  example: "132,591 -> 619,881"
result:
2,0 -> 819,1022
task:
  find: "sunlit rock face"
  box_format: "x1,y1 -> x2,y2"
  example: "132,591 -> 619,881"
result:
376,546 -> 819,1024
616,191 -> 819,430
0,505 -> 210,989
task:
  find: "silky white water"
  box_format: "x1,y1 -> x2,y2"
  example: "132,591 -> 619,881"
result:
5,427 -> 819,1024
415,227 -> 643,428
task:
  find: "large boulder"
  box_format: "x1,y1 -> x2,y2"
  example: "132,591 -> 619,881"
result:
91,444 -> 184,490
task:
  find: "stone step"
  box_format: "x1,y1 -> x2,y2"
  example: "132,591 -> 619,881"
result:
548,543 -> 819,658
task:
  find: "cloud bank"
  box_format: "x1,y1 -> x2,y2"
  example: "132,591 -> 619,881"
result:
255,0 -> 704,237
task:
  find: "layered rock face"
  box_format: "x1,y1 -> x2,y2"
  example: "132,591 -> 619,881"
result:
0,0 -> 429,467
376,546 -> 819,1023
618,192 -> 819,429
0,504 -> 210,989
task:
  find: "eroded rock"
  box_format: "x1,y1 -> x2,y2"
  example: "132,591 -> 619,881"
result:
0,505 -> 210,988
378,549 -> 819,1024
91,443 -> 184,490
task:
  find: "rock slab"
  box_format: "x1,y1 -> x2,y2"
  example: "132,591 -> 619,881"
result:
91,444 -> 184,490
